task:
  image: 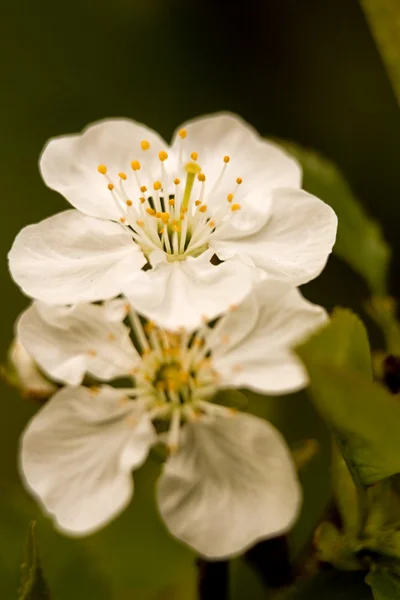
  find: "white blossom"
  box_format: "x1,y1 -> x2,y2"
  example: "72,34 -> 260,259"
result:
19,282 -> 326,558
9,113 -> 337,329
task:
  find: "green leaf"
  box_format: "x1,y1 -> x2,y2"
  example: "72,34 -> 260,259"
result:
366,297 -> 400,355
331,443 -> 360,539
313,521 -> 360,570
274,140 -> 390,295
19,522 -> 51,600
366,568 -> 400,599
281,569 -> 373,599
296,309 -> 400,486
360,0 -> 400,109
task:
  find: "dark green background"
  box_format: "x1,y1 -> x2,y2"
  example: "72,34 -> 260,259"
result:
1,0 -> 398,597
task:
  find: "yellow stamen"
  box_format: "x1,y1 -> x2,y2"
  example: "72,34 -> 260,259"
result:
131,160 -> 141,171
140,185 -> 147,193
136,219 -> 144,227
155,212 -> 162,218
227,193 -> 234,202
197,173 -> 206,182
178,129 -> 187,139
146,207 -> 156,216
119,217 -> 126,223
223,155 -> 230,163
140,196 -> 146,204
88,349 -> 97,357
208,220 -> 216,228
236,177 -> 243,184
168,198 -> 175,206
97,164 -> 107,174
190,151 -> 198,161
158,150 -> 168,161
199,204 -> 207,213
119,172 -> 127,180
141,140 -> 150,150
231,203 -> 241,211
153,181 -> 162,191
181,162 -> 201,211
174,177 -> 180,185
108,183 -> 114,191
160,212 -> 170,224
195,200 -> 202,207
126,200 -> 133,207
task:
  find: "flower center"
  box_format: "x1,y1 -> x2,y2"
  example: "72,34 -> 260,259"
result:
97,131 -> 243,262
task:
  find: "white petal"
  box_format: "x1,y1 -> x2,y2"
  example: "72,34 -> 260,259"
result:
9,338 -> 57,397
40,119 -> 168,220
123,252 -> 253,331
18,301 -> 139,385
212,187 -> 338,285
157,412 -> 301,559
171,113 -> 301,190
20,385 -> 156,535
8,210 -> 146,304
213,282 -> 328,394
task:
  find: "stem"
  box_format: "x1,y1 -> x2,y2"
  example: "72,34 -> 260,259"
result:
245,536 -> 294,588
197,559 -> 229,600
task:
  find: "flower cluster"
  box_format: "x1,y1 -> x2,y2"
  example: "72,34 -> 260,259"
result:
8,113 -> 337,558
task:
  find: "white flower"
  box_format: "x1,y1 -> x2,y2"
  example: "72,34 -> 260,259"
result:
8,338 -> 57,399
9,113 -> 337,329
19,282 -> 326,558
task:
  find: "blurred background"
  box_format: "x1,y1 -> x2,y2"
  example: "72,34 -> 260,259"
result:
1,0 -> 400,598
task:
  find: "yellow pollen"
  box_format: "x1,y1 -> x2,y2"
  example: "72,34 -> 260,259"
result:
223,155 -> 230,163
107,183 -> 114,191
236,177 -> 243,184
126,200 -> 133,207
190,151 -> 198,161
159,227 -> 164,234
231,203 -> 241,211
107,333 -> 116,341
227,193 -> 234,202
178,128 -> 187,139
168,198 -> 175,206
158,150 -> 168,161
174,178 -> 180,185
180,213 -> 185,220
180,206 -> 188,214
90,386 -> 101,395
140,140 -> 150,150
155,211 -> 162,218
119,217 -> 126,223
136,219 -> 144,227
97,164 -> 107,174
140,196 -> 146,204
195,200 -> 202,207
119,172 -> 127,180
160,212 -> 170,224
146,207 -> 156,216
208,220 -> 216,228
153,181 -> 162,191
173,222 -> 181,232
199,204 -> 207,213
140,185 -> 147,193
88,349 -> 97,357
131,160 -> 141,171
197,173 -> 206,182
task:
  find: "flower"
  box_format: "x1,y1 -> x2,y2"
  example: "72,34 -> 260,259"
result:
19,281 -> 326,558
6,338 -> 56,399
9,113 -> 337,329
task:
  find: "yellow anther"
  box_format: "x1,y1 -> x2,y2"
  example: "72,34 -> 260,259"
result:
227,193 -> 234,202
119,217 -> 126,223
126,200 -> 133,207
231,203 -> 241,212
208,220 -> 216,228
173,222 -> 181,232
119,172 -> 127,180
174,178 -> 180,185
155,211 -> 162,218
158,150 -> 168,161
223,155 -> 230,163
88,349 -> 97,357
159,227 -> 164,235
178,128 -> 187,139
146,207 -> 156,216
190,151 -> 198,161
140,196 -> 146,204
180,213 -> 185,220
97,164 -> 107,174
140,140 -> 150,150
168,198 -> 175,206
89,386 -> 101,395
131,160 -> 141,171
140,185 -> 147,193
160,212 -> 170,224
153,181 -> 162,191
197,173 -> 206,182
180,206 -> 188,214
136,219 -> 144,227
229,303 -> 238,312
145,320 -> 156,332
199,204 -> 207,213
107,183 -> 114,191
195,200 -> 202,207
236,177 -> 243,184
107,333 -> 116,341
180,371 -> 189,383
